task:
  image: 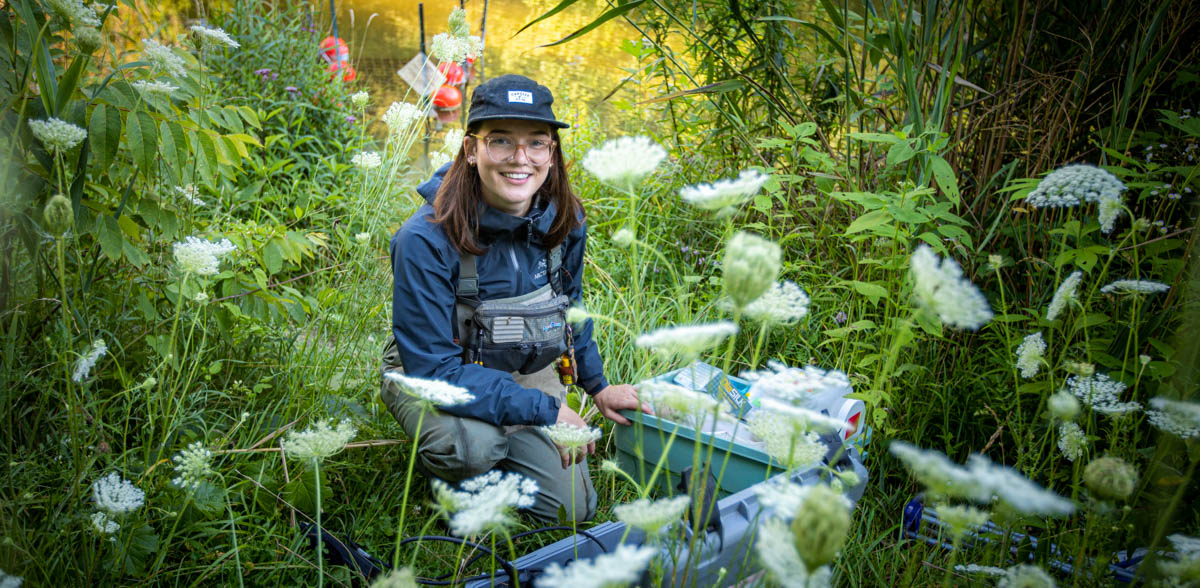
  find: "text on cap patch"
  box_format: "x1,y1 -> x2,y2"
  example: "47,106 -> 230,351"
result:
507,90 -> 534,104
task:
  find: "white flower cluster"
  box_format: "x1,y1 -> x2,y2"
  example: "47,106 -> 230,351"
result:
430,32 -> 482,63
369,567 -> 418,588
635,380 -> 720,423
996,564 -> 1056,587
1026,164 -> 1124,208
612,495 -> 690,535
954,563 -> 1007,576
172,441 -> 215,491
189,24 -> 240,48
383,372 -> 474,407
1099,279 -> 1170,295
1097,196 -> 1123,233
175,184 -> 204,206
281,419 -> 357,461
429,151 -> 452,170
611,227 -> 635,248
132,80 -> 179,95
383,101 -> 423,134
90,511 -> 120,535
679,169 -> 769,213
582,136 -> 667,188
1047,390 -> 1080,421
908,245 -> 993,330
72,338 -> 107,383
1147,397 -> 1200,439
1160,534 -> 1200,580
541,423 -> 601,449
1015,332 -> 1046,379
47,0 -> 100,27
432,470 -> 538,536
93,472 -> 145,514
635,321 -> 737,359
936,503 -> 990,538
535,543 -> 656,588
889,441 -> 1075,516
28,117 -> 87,154
1063,373 -> 1142,415
349,91 -> 369,108
744,363 -> 850,405
755,517 -> 833,588
1046,271 -> 1082,321
747,412 -> 827,470
753,477 -> 851,520
141,38 -> 187,77
734,281 -> 810,324
758,398 -> 847,435
442,128 -> 465,154
1057,422 -> 1086,462
352,151 -> 383,170
173,236 -> 236,276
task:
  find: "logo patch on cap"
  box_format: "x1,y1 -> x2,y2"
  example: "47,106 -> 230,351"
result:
507,90 -> 534,104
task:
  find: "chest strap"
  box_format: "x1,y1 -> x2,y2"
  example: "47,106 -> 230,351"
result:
456,243 -> 563,300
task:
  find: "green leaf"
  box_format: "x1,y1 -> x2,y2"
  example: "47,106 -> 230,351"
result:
123,241 -> 149,267
844,209 -> 893,234
235,105 -> 261,129
89,104 -> 121,171
282,467 -> 332,515
110,523 -> 159,576
846,280 -> 888,304
55,55 -> 89,115
514,0 -> 582,37
195,131 -> 218,181
845,132 -> 899,144
541,0 -> 648,47
98,215 -> 123,261
886,141 -> 917,167
127,110 -> 157,177
263,241 -> 284,275
928,155 -> 960,205
160,121 -> 187,184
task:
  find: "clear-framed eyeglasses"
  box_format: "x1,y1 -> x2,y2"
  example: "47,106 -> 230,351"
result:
469,134 -> 557,165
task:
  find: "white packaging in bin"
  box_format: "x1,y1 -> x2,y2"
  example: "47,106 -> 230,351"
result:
741,361 -> 865,442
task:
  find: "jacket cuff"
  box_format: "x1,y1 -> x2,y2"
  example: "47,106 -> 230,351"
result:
581,374 -> 609,396
533,393 -> 561,426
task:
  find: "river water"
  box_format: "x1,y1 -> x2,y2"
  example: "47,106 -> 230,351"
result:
329,0 -> 641,133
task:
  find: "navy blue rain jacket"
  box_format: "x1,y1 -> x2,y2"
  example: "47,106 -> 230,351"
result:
389,163 -> 609,427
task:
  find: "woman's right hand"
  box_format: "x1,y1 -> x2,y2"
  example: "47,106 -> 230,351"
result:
555,404 -> 594,469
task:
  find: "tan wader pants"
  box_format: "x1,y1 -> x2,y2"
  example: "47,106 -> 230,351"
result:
380,349 -> 597,524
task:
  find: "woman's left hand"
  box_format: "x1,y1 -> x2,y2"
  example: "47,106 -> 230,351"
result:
592,384 -> 653,425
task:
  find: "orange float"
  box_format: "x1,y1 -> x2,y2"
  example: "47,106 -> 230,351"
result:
433,85 -> 462,110
437,62 -> 465,86
326,62 -> 357,82
319,37 -> 349,64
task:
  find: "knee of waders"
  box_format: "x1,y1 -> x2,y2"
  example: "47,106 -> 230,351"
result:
527,474 -> 597,524
414,417 -> 508,482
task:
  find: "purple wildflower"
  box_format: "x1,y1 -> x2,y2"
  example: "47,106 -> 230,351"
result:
285,86 -> 300,97
834,311 -> 847,325
345,115 -> 356,123
254,68 -> 272,80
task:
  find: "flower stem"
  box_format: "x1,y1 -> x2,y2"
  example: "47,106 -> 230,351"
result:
394,407 -> 426,569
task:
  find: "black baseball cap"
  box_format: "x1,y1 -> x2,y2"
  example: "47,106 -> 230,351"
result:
466,74 -> 569,129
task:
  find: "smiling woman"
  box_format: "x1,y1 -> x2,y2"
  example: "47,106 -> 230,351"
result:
379,74 -> 652,524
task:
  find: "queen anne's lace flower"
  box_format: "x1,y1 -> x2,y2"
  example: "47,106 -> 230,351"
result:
611,227 -> 635,248
732,281 -> 810,324
1147,397 -> 1200,439
908,245 -> 993,330
1097,195 -> 1124,233
383,102 -> 423,134
679,170 -> 769,213
432,470 -> 538,536
1057,422 -> 1086,462
535,543 -> 656,588
754,477 -> 852,520
141,38 -> 187,77
173,236 -> 236,276
612,495 -> 690,535
966,454 -> 1075,516
352,151 -> 382,170
1083,456 -> 1137,501
281,420 -> 357,461
189,24 -> 240,48
936,503 -> 990,539
744,363 -> 850,405
72,339 -> 107,382
997,564 -> 1056,588
1048,391 -> 1080,421
748,412 -> 827,470
93,473 -> 145,514
1015,332 -> 1046,379
442,128 -> 464,153
430,32 -> 482,63
1100,279 -> 1170,295
635,322 -> 737,359
756,398 -> 846,434
755,517 -> 834,587
635,380 -> 720,422
1046,271 -> 1082,321
541,423 -> 601,449
47,0 -> 101,26
429,151 -> 452,170
349,91 -> 369,108
582,136 -> 667,188
1064,373 -> 1142,415
132,80 -> 178,95
723,232 -> 782,309
28,118 -> 87,154
175,184 -> 203,206
1026,164 -> 1124,208
955,564 -> 1007,576
172,441 -> 215,491
369,567 -> 418,588
383,373 -> 474,407
91,511 -> 120,534
890,441 -> 989,501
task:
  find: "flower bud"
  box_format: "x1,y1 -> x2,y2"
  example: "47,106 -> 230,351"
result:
75,26 -> 103,53
448,7 -> 469,37
1047,390 -> 1080,421
789,484 -> 850,572
611,227 -> 635,248
43,194 -> 73,235
1084,456 -> 1137,501
723,231 -> 781,309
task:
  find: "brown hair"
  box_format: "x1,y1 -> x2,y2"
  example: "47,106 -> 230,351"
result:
431,123 -> 582,256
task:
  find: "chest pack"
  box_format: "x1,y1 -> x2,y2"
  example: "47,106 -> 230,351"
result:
454,244 -> 573,375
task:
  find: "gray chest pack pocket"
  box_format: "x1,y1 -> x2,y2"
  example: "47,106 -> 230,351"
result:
455,245 -> 571,375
